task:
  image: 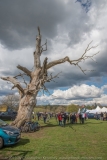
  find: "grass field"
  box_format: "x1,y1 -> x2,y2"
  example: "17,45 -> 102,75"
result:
0,118 -> 107,160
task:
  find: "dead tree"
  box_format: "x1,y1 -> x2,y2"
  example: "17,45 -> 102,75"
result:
0,27 -> 99,128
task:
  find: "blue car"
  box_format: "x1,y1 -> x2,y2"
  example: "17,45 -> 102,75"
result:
87,113 -> 95,119
0,119 -> 21,149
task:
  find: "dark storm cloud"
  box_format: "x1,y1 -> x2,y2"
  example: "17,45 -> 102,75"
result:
0,90 -> 15,96
0,0 -> 105,51
0,0 -> 67,49
0,70 -> 19,77
87,49 -> 107,78
45,67 -> 90,89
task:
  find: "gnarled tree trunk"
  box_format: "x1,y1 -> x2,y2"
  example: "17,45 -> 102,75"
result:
11,94 -> 36,128
11,68 -> 42,128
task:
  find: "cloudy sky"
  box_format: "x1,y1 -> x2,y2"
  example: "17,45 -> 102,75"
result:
0,0 -> 107,106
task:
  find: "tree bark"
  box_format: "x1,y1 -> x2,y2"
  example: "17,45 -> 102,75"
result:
34,27 -> 41,69
11,93 -> 37,128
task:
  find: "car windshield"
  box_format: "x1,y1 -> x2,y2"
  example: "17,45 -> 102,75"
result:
0,119 -> 8,126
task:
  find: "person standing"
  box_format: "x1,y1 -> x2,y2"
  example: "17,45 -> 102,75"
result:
81,113 -> 85,124
79,113 -> 82,124
66,114 -> 69,123
70,113 -> 72,124
57,113 -> 62,126
75,113 -> 78,123
62,113 -> 67,127
106,112 -> 107,121
43,112 -> 47,123
37,112 -> 40,121
101,112 -> 103,120
103,112 -> 106,121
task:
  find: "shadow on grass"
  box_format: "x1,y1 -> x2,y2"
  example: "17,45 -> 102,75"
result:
85,121 -> 103,124
1,139 -> 31,160
16,138 -> 30,146
41,120 -> 105,134
41,122 -> 80,131
41,120 -> 104,129
2,138 -> 30,150
41,122 -> 58,128
1,150 -> 32,160
11,138 -> 30,148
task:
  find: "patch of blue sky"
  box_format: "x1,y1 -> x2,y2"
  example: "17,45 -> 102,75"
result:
57,86 -> 69,91
86,77 -> 107,94
76,0 -> 92,12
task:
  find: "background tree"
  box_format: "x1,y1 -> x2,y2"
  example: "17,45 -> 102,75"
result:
55,105 -> 66,113
0,27 -> 99,128
0,94 -> 19,111
66,104 -> 79,113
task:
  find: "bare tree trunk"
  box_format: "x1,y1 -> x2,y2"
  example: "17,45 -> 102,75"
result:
11,69 -> 41,128
11,93 -> 36,128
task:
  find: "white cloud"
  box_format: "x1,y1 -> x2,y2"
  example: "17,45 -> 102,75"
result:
93,94 -> 107,106
37,84 -> 106,105
53,84 -> 102,99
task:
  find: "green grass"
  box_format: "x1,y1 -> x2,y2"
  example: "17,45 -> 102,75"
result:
0,118 -> 107,160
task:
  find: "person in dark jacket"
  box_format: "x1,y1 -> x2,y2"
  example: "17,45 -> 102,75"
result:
43,112 -> 47,123
62,113 -> 67,127
70,113 -> 76,124
79,113 -> 82,123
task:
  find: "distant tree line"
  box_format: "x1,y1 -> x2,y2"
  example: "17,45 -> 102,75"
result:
0,94 -> 105,113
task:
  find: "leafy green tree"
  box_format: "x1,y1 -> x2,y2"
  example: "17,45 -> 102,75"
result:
66,104 -> 79,113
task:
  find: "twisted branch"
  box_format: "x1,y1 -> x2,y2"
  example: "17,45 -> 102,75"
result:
46,42 -> 99,74
1,76 -> 24,95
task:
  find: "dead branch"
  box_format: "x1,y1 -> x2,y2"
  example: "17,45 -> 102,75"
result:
14,72 -> 28,87
14,73 -> 26,79
1,76 -> 24,95
40,39 -> 47,53
46,42 -> 99,73
22,78 -> 28,87
34,27 -> 41,69
38,26 -> 41,36
40,57 -> 48,78
46,72 -> 62,82
17,65 -> 31,78
42,84 -> 52,95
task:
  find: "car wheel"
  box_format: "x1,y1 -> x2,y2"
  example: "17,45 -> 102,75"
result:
0,137 -> 4,149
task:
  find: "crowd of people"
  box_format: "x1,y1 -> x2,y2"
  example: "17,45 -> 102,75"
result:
57,112 -> 87,127
34,111 -> 87,127
95,112 -> 107,120
32,110 -> 107,128
36,112 -> 53,123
